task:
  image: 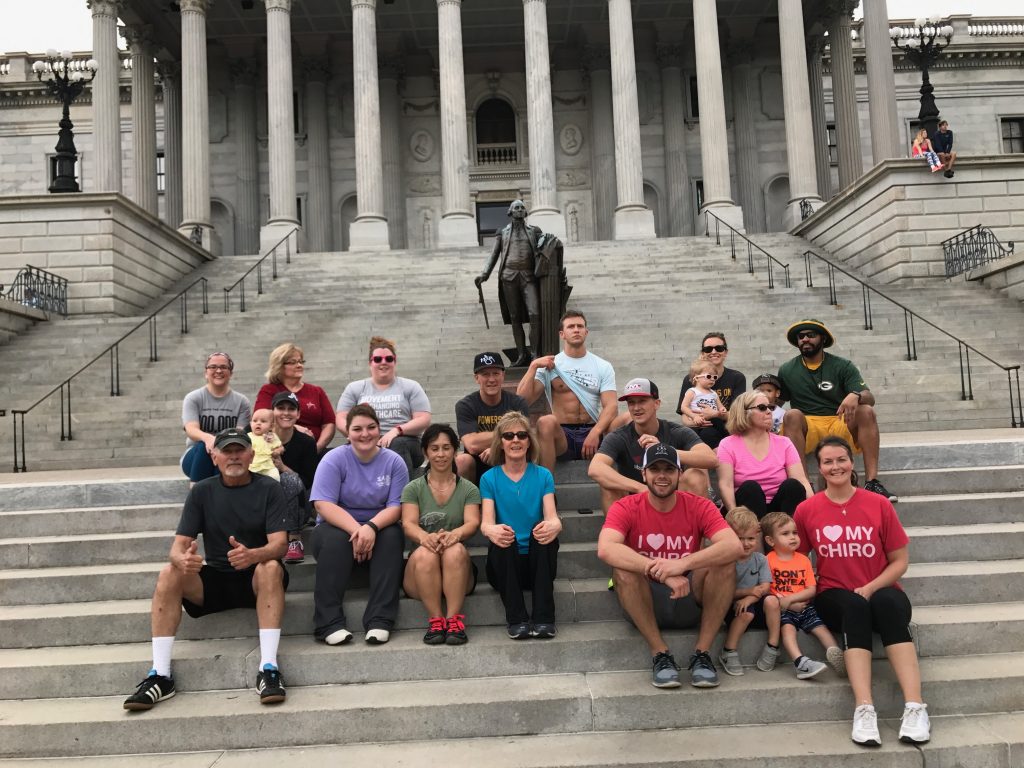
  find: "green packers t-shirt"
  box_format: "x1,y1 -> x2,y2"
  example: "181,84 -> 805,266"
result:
777,353 -> 866,416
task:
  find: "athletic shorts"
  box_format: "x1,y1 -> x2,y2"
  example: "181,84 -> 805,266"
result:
182,563 -> 289,618
557,423 -> 597,462
622,576 -> 702,630
794,415 -> 862,455
781,604 -> 824,632
727,594 -> 767,629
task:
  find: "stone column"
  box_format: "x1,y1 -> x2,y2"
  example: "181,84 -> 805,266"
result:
178,0 -> 218,252
303,57 -> 333,252
262,0 -> 301,253
347,0 -> 390,250
729,45 -> 765,233
862,0 -> 901,163
584,47 -> 617,241
807,37 -> 832,202
88,0 -> 122,193
157,62 -> 183,228
777,0 -> 822,228
657,43 -> 692,237
522,0 -> 564,236
606,0 -> 655,239
231,59 -> 260,255
436,0 -> 477,247
124,25 -> 157,215
692,0 -> 743,231
828,2 -> 863,190
379,58 -> 407,249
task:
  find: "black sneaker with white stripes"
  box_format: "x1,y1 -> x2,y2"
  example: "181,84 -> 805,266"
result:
123,671 -> 176,711
256,665 -> 286,704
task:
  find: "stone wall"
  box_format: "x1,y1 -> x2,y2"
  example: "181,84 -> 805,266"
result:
967,250 -> 1024,301
792,156 -> 1024,283
0,193 -> 212,315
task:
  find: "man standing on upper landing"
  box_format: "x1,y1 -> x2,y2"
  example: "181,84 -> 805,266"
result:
517,310 -> 618,472
777,319 -> 897,502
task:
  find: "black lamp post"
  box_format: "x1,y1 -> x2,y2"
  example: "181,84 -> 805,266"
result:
890,18 -> 954,139
32,50 -> 98,194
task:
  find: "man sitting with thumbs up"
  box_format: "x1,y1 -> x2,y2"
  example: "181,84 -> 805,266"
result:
124,427 -> 290,711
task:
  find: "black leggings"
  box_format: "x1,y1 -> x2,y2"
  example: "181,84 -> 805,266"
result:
814,587 -> 913,651
734,478 -> 807,520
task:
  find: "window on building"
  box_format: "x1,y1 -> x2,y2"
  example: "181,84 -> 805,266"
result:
156,151 -> 165,193
688,75 -> 699,120
475,99 -> 517,164
48,155 -> 59,185
694,179 -> 704,212
826,122 -> 838,165
1002,117 -> 1024,154
296,196 -> 303,226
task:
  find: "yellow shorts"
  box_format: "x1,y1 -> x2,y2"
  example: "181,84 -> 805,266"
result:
785,414 -> 861,455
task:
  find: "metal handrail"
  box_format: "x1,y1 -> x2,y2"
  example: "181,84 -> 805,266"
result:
2,265 -> 69,317
223,227 -> 299,313
9,277 -> 209,472
803,249 -> 1023,427
703,210 -> 791,289
941,224 -> 1015,278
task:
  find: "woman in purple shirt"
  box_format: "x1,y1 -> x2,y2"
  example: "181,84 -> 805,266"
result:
310,404 -> 409,645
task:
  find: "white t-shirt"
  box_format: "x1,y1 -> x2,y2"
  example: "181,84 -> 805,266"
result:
534,350 -> 616,421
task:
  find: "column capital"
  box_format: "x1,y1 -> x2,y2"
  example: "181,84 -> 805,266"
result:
120,24 -> 156,55
87,0 -> 123,18
806,32 -> 828,57
302,56 -> 331,83
230,58 -> 260,83
156,60 -> 180,83
821,0 -> 859,24
655,42 -> 684,69
179,0 -> 211,14
522,0 -> 547,5
263,0 -> 292,11
436,0 -> 463,8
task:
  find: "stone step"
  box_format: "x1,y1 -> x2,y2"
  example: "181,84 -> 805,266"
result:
0,713 -> 1017,768
3,603 -> 1023,700
1,650 -> 1020,758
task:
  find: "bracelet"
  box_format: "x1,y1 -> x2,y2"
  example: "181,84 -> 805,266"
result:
364,520 -> 380,534
395,425 -> 405,435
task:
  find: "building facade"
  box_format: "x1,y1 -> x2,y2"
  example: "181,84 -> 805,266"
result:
1,1 -> 1022,256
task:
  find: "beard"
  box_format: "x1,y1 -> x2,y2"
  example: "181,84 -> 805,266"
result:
799,339 -> 824,358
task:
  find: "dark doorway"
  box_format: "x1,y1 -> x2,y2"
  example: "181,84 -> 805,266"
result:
477,202 -> 511,248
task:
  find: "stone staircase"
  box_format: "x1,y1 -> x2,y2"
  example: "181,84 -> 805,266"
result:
1,233 -> 1023,471
0,432 -> 1022,764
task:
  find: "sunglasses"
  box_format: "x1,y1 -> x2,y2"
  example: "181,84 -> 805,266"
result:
747,404 -> 773,412
702,345 -> 727,353
284,359 -> 305,365
796,331 -> 820,340
501,431 -> 530,441
371,355 -> 396,363
696,373 -> 719,380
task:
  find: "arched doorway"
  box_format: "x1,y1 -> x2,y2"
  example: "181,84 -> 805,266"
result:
210,200 -> 235,256
643,183 -> 661,237
475,98 -> 518,164
339,195 -> 358,252
764,176 -> 791,233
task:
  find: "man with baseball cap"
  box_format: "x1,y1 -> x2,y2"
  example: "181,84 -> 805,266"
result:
598,443 -> 742,689
123,427 -> 291,712
589,377 -> 717,512
454,352 -> 532,483
777,319 -> 896,501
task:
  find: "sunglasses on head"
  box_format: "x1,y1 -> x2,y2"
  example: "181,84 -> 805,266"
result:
371,355 -> 396,363
747,404 -> 773,412
501,431 -> 530,441
702,344 -> 727,353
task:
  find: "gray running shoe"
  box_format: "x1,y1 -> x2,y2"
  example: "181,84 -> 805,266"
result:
795,656 -> 827,680
756,643 -> 779,672
651,651 -> 681,688
719,649 -> 744,676
687,651 -> 720,688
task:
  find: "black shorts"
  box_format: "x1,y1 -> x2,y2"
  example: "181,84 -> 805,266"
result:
182,563 -> 289,618
727,594 -> 767,629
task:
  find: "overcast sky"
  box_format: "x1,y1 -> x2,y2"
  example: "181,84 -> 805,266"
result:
0,0 -> 1020,55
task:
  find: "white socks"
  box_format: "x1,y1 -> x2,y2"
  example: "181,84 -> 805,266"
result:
151,636 -> 175,677
259,628 -> 282,670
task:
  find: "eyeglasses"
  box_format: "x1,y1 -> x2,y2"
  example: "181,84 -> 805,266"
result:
696,373 -> 719,381
284,359 -> 305,366
747,404 -> 773,412
702,345 -> 727,353
501,431 -> 530,441
372,355 -> 396,364
796,331 -> 820,340
205,365 -> 231,372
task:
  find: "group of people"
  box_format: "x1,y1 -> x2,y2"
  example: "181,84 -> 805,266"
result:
911,120 -> 957,177
124,312 -> 928,748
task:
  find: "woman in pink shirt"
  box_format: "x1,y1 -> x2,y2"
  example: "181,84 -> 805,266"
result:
716,391 -> 813,519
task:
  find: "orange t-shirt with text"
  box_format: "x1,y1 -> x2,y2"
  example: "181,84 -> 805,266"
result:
767,551 -> 817,597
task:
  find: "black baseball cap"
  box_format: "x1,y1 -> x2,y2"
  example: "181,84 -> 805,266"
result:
752,373 -> 782,390
271,391 -> 300,409
642,443 -> 681,470
473,352 -> 505,372
213,427 -> 251,450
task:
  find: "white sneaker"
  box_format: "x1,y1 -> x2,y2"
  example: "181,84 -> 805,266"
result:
851,704 -> 881,746
365,628 -> 391,645
324,628 -> 353,646
899,702 -> 931,744
794,656 -> 827,680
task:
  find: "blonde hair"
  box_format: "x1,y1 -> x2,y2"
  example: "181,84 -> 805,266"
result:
725,506 -> 759,534
726,391 -> 769,435
368,335 -> 396,359
487,411 -> 540,465
689,358 -> 716,380
265,343 -> 304,384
